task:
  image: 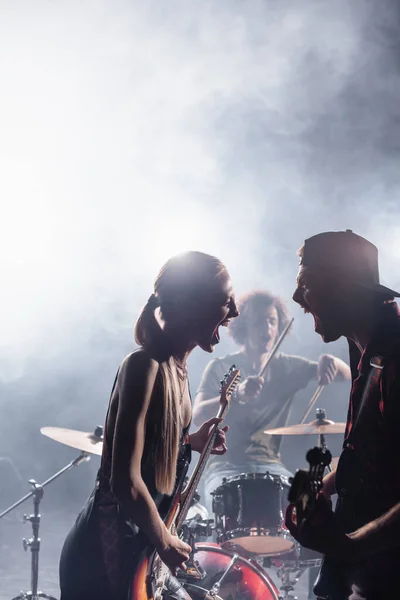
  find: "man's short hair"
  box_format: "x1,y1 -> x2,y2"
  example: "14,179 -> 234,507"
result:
229,290 -> 290,345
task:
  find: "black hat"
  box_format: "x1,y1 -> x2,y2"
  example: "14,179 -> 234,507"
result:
300,229 -> 400,298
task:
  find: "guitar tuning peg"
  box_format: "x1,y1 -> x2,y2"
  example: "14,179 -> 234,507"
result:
306,447 -> 324,466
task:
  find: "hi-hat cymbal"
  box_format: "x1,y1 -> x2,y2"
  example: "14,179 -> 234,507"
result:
41,426 -> 103,456
264,419 -> 346,436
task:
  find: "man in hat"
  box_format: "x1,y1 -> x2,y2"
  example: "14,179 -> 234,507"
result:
193,290 -> 350,512
287,230 -> 400,599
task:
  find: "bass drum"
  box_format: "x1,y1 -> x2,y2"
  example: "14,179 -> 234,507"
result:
182,543 -> 279,600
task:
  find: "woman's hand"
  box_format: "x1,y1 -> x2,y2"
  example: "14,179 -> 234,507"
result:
157,532 -> 192,575
189,417 -> 229,455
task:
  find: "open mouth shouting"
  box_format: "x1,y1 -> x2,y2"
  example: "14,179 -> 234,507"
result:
211,317 -> 231,345
302,304 -> 322,334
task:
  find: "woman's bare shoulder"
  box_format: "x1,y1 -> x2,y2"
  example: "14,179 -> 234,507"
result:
118,349 -> 160,385
120,348 -> 160,371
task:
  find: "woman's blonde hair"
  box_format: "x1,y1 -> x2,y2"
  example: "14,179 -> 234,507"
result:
134,251 -> 227,495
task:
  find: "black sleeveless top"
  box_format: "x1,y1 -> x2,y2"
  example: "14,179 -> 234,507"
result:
59,366 -> 191,600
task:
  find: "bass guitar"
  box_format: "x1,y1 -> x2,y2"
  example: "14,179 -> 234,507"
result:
131,364 -> 241,600
287,447 -> 333,598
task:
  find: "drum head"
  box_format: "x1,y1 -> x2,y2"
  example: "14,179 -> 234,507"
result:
222,532 -> 294,557
180,543 -> 279,600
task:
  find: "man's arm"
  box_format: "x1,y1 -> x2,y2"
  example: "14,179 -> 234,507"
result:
321,468 -> 337,498
350,501 -> 400,557
313,354 -> 351,385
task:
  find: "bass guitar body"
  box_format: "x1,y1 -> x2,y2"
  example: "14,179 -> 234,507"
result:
287,447 -> 333,599
132,498 -> 181,600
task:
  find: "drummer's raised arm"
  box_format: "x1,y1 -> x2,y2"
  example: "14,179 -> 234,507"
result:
314,354 -> 351,386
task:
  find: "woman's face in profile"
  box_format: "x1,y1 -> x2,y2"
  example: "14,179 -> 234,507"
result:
192,270 -> 238,353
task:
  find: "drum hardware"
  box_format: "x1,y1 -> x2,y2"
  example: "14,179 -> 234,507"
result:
208,552 -> 240,597
0,426 -> 103,600
180,515 -> 215,581
181,515 -> 214,543
0,453 -> 91,600
269,544 -> 322,600
315,408 -> 332,472
276,563 -> 304,600
181,584 -> 220,600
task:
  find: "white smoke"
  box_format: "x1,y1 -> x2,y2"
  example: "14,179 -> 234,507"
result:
0,0 -> 399,381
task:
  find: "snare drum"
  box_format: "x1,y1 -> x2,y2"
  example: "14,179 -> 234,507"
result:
212,472 -> 295,557
180,543 -> 279,600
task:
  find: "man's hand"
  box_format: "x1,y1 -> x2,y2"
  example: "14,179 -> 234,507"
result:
317,354 -> 338,385
189,417 -> 229,455
285,493 -> 352,559
235,376 -> 264,403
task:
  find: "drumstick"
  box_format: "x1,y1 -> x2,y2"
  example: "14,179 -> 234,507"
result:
258,317 -> 294,379
300,385 -> 324,424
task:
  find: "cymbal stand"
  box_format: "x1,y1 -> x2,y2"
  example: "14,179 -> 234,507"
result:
276,562 -> 305,600
0,452 -> 90,600
315,408 -> 332,473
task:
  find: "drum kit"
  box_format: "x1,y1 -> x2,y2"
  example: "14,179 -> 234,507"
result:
0,410 -> 344,600
177,408 -> 343,600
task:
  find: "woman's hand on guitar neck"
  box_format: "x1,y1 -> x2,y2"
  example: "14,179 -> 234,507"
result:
189,417 -> 229,455
157,532 -> 192,576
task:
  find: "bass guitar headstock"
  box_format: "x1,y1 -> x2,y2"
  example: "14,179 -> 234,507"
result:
219,365 -> 241,409
288,446 -> 331,525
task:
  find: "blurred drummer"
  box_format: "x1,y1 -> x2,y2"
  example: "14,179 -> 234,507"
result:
193,290 -> 351,508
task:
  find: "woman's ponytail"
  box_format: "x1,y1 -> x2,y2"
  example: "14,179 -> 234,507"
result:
134,293 -> 162,348
134,293 -> 181,495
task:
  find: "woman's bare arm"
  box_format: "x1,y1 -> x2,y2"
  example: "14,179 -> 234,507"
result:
192,390 -> 221,425
110,351 -> 170,551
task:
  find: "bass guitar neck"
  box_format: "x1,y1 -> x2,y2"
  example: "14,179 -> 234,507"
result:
131,365 -> 240,600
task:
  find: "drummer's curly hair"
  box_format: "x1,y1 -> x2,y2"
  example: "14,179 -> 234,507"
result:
229,290 -> 290,345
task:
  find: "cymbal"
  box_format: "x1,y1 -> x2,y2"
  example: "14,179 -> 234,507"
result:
264,419 -> 346,436
41,426 -> 103,456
